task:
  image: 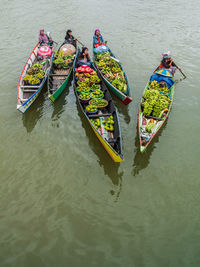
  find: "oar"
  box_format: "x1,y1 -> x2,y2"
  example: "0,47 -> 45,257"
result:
174,62 -> 186,79
75,38 -> 85,47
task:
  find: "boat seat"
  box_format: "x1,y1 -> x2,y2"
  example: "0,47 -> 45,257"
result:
21,85 -> 40,89
23,90 -> 38,93
88,113 -> 112,118
49,74 -> 68,77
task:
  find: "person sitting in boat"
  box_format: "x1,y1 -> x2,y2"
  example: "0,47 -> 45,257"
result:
77,47 -> 92,67
38,29 -> 51,46
64,29 -> 77,48
150,52 -> 178,88
155,51 -> 177,76
93,29 -> 105,48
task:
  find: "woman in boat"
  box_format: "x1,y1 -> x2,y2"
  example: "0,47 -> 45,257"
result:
38,29 -> 49,45
64,29 -> 77,48
93,29 -> 105,48
77,47 -> 92,67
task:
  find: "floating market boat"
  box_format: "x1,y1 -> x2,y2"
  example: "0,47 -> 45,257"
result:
93,45 -> 132,105
17,43 -> 55,113
138,69 -> 175,153
73,50 -> 123,162
48,43 -> 78,102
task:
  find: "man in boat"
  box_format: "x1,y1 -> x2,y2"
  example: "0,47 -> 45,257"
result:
38,29 -> 52,46
77,47 -> 92,67
150,51 -> 178,88
64,29 -> 77,48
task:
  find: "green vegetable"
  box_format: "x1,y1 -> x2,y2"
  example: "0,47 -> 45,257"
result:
102,115 -> 114,131
142,89 -> 171,117
86,105 -> 97,112
90,89 -> 104,99
79,93 -> 90,99
90,118 -> 101,129
29,77 -> 40,85
89,99 -> 108,107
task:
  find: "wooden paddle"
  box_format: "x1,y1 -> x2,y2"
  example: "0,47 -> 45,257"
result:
76,39 -> 85,47
173,62 -> 186,79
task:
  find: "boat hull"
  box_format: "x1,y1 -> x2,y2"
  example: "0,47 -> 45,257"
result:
93,47 -> 132,105
73,50 -> 123,162
138,81 -> 175,152
17,43 -> 54,113
48,69 -> 72,102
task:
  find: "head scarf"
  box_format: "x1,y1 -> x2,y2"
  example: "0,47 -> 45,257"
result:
162,51 -> 172,59
94,29 -> 100,35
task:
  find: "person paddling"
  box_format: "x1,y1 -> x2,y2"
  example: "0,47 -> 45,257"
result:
93,29 -> 105,48
150,52 -> 178,89
64,29 -> 77,48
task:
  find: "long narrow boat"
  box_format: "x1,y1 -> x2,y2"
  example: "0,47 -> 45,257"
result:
93,45 -> 132,105
48,43 -> 78,102
73,50 -> 123,162
138,72 -> 175,153
17,43 -> 54,113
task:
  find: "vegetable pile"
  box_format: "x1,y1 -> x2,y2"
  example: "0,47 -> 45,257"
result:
23,63 -> 44,85
53,50 -> 73,69
95,52 -> 128,93
90,90 -> 104,99
86,105 -> 97,113
90,115 -> 115,132
89,99 -> 108,108
142,89 -> 171,117
75,65 -> 108,117
102,116 -> 115,132
79,92 -> 90,100
90,118 -> 101,129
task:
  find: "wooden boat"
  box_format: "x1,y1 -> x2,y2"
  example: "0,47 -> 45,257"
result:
48,43 -> 78,102
73,50 -> 123,162
17,43 -> 54,113
93,45 -> 132,105
138,72 -> 175,153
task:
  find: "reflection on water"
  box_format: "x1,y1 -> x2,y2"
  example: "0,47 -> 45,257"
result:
77,103 -> 123,201
22,87 -> 46,133
114,99 -> 131,124
51,79 -> 72,125
132,122 -> 167,176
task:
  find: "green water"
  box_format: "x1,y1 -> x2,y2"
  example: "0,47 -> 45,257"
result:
0,0 -> 200,266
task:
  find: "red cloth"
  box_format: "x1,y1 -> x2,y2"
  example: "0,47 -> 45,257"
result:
76,65 -> 94,73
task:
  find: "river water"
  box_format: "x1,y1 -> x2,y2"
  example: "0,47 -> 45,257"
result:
0,0 -> 200,266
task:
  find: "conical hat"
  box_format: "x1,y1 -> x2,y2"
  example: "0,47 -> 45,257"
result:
155,69 -> 173,77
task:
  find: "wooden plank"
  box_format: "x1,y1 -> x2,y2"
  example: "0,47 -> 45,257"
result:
49,74 -> 68,77
21,85 -> 40,89
23,90 -> 37,93
88,113 -> 112,118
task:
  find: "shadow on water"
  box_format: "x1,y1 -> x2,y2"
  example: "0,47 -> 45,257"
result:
132,122 -> 167,176
76,103 -> 124,201
51,79 -> 72,125
22,87 -> 46,133
113,99 -> 131,125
